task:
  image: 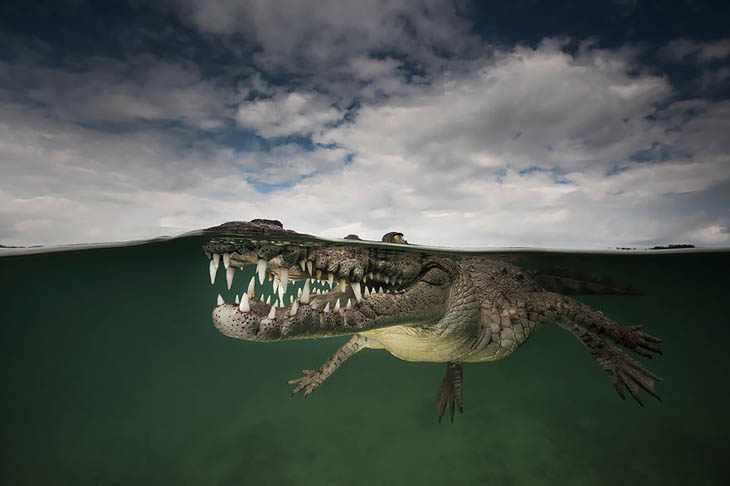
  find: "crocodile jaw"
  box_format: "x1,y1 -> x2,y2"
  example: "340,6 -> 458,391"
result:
211,278 -> 447,342
208,254 -> 442,342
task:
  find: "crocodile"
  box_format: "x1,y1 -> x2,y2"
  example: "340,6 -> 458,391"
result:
204,219 -> 662,422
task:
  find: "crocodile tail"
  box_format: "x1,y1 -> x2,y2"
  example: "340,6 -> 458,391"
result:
533,267 -> 643,295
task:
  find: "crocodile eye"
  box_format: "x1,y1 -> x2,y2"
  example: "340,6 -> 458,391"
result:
381,231 -> 406,243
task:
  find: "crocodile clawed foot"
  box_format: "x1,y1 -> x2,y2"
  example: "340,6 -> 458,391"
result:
599,344 -> 662,406
288,369 -> 325,398
621,325 -> 663,359
435,362 -> 464,423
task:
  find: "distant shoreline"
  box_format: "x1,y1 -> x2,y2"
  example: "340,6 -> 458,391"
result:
615,244 -> 696,251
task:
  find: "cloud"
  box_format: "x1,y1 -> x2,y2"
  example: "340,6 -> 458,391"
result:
0,55 -> 232,129
170,0 -> 480,88
689,224 -> 729,244
660,38 -> 730,64
322,40 -> 672,174
235,91 -> 342,138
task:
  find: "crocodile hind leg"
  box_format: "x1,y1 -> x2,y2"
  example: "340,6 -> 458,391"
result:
509,292 -> 663,404
435,362 -> 464,422
557,321 -> 662,405
289,333 -> 377,398
518,292 -> 663,358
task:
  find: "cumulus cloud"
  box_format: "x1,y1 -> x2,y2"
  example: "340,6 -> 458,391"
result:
322,40 -> 672,172
236,91 -> 342,138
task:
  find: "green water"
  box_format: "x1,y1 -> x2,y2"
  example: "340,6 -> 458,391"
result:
1,237 -> 729,485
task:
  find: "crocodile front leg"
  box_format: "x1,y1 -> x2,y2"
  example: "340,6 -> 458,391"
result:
289,334 -> 379,397
436,362 -> 464,422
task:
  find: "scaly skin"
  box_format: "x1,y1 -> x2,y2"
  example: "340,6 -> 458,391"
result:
204,219 -> 663,422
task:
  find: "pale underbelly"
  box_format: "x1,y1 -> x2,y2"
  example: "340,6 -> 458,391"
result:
362,325 -> 474,363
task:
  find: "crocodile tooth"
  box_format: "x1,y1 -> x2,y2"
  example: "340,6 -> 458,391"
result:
239,293 -> 250,312
306,260 -> 313,276
268,273 -> 273,281
289,300 -> 299,316
280,267 -> 288,293
368,272 -> 374,280
289,295 -> 294,305
334,298 -> 340,312
384,275 -> 390,284
323,302 -> 330,313
351,282 -> 362,302
257,259 -> 267,284
346,298 -> 352,309
223,252 -> 231,269
235,294 -> 240,304
328,272 -> 334,287
378,286 -> 384,294
273,277 -> 280,294
268,304 -> 276,319
247,276 -> 256,298
236,293 -> 251,312
226,266 -> 235,289
339,278 -> 347,293
316,269 -> 322,280
209,259 -> 217,284
301,279 -> 311,304
299,260 -> 306,272
297,287 -> 302,298
364,286 -> 370,298
260,295 -> 265,302
213,253 -> 220,268
266,295 -> 271,305
217,294 -> 224,306
374,272 -> 381,281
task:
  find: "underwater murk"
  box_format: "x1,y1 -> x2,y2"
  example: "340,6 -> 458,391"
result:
1,222 -> 729,485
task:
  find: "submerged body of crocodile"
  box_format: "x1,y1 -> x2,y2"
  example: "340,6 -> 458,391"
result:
204,219 -> 662,421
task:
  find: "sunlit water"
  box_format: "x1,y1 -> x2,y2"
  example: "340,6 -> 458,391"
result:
1,234 -> 728,485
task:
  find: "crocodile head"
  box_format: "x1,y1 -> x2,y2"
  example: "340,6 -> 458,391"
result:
203,219 -> 456,342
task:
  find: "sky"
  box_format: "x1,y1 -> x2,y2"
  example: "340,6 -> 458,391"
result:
1,0 -> 729,248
